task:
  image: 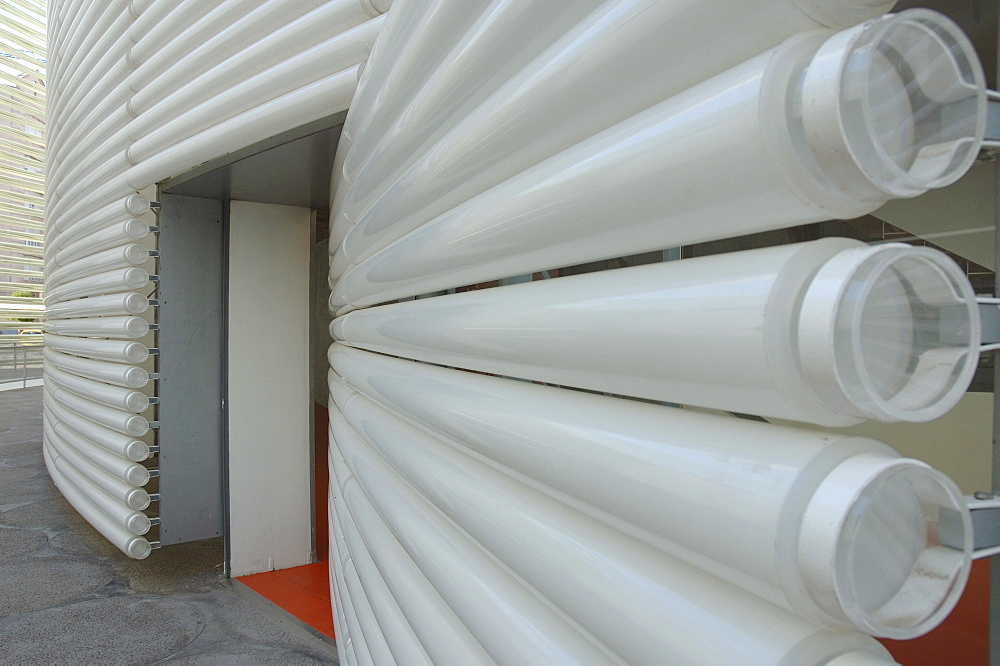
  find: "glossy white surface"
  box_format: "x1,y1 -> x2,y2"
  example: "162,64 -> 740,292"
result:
332,239 -> 979,427
330,349 -> 970,638
330,0 -> 902,284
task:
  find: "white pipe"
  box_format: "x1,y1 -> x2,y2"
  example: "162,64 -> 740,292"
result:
333,238 -> 980,427
128,0 -> 380,123
329,404 -> 619,664
43,267 -> 149,306
50,218 -> 149,271
123,0 -> 325,125
44,362 -> 150,414
48,414 -> 150,487
46,386 -> 149,438
48,0 -> 129,105
126,20 -> 382,166
330,488 -> 433,665
330,346 -> 972,638
44,420 -> 150,510
331,10 -> 986,295
343,558 -> 396,666
44,440 -> 152,536
43,446 -> 152,559
329,438 -> 492,664
331,523 -> 376,666
50,66 -> 361,225
126,0 -> 237,73
129,0 -> 153,18
44,333 -> 149,365
45,193 -> 148,255
45,394 -> 149,462
338,0 -> 460,165
47,243 -> 149,288
52,1 -> 129,97
330,399 -> 895,663
44,315 -> 150,340
44,347 -> 148,389
55,14 -> 382,196
340,0 -> 607,193
341,0 -> 893,211
46,292 -> 150,320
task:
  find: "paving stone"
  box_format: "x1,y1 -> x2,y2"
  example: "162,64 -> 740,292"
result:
0,528 -> 46,561
162,647 -> 329,664
3,452 -> 43,468
49,524 -> 125,559
0,558 -> 113,616
0,440 -> 41,457
0,476 -> 56,504
115,538 -> 226,594
0,466 -> 37,483
0,497 -> 84,529
0,596 -> 204,664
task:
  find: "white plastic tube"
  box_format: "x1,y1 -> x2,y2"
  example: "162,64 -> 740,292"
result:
46,292 -> 150,320
330,345 -> 972,638
45,193 -> 149,256
43,268 -> 149,306
329,441 -> 492,664
339,0 -> 608,198
45,362 -> 150,414
337,0 -> 895,226
332,10 -> 987,300
45,395 -> 150,461
43,445 -> 151,559
45,333 -> 149,364
50,64 -> 361,227
333,239 -> 979,427
46,386 -> 149,437
47,243 -> 149,288
44,347 -> 148,389
45,420 -> 150,510
50,218 -> 149,270
329,509 -> 375,666
126,20 -> 381,166
127,0 -> 381,130
330,399 -> 895,663
44,439 -> 151,536
343,558 -> 395,666
330,489 -> 433,665
329,404 -> 619,664
49,418 -> 149,487
44,315 -> 150,340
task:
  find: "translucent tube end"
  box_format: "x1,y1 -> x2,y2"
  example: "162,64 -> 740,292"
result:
123,342 -> 150,365
125,488 -> 151,511
125,463 -> 151,486
800,455 -> 971,638
802,9 -> 985,200
794,0 -> 896,31
126,537 -> 152,559
126,513 -> 152,536
124,440 -> 150,462
797,243 -> 979,423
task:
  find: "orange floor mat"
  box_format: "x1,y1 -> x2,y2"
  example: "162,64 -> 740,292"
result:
878,557 -> 988,665
238,561 -> 334,639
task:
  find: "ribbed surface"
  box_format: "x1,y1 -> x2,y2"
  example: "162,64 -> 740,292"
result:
325,1 -> 977,663
0,0 -> 45,337
45,0 -> 387,558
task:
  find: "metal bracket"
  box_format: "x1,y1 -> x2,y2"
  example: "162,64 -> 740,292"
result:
942,494 -> 1000,559
987,93 -> 1000,144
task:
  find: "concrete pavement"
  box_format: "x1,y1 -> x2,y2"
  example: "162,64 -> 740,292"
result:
0,386 -> 337,664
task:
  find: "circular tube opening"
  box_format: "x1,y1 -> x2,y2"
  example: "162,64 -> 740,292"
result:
835,464 -> 971,638
838,9 -> 985,196
833,246 -> 978,422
